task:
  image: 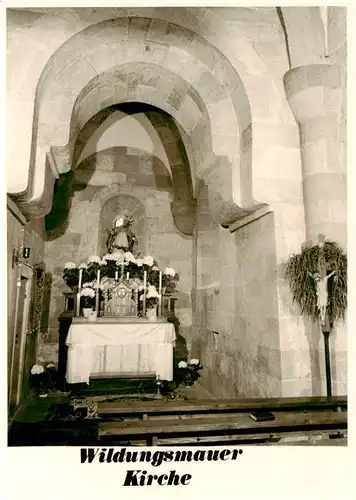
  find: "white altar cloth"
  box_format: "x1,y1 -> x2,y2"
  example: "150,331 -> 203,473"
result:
65,321 -> 176,384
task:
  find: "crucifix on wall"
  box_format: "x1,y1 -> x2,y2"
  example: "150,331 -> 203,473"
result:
307,234 -> 337,329
308,234 -> 337,397
308,269 -> 336,327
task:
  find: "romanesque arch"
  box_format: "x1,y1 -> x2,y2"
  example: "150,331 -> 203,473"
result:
71,103 -> 196,235
11,15 -> 279,229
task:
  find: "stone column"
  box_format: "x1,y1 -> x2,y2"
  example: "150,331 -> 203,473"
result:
284,64 -> 346,248
284,64 -> 347,397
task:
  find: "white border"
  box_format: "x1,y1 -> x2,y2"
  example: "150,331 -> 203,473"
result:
1,2 -> 354,499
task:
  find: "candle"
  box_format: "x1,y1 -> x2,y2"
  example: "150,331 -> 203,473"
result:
143,270 -> 147,316
158,271 -> 162,316
121,262 -> 124,279
126,272 -> 129,281
115,270 -> 118,281
134,289 -> 138,316
95,269 -> 100,314
78,269 -> 83,290
77,268 -> 83,317
76,292 -> 81,317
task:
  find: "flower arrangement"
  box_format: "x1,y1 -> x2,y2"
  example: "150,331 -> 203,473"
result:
145,285 -> 160,310
80,286 -> 95,308
30,362 -> 57,396
176,358 -> 203,387
31,364 -> 44,375
62,252 -> 179,293
63,262 -> 79,289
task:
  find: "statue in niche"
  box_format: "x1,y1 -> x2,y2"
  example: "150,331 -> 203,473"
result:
106,214 -> 137,254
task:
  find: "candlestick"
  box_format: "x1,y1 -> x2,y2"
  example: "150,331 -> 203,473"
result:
134,289 -> 138,316
77,268 -> 83,317
76,292 -> 81,316
121,262 -> 124,279
155,375 -> 162,398
95,269 -> 100,314
143,270 -> 147,316
78,269 -> 83,290
158,271 -> 162,316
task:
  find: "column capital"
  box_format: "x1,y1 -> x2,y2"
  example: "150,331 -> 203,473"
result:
284,64 -> 342,123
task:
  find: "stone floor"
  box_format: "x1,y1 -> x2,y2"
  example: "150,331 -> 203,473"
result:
178,382 -> 215,400
9,380 -> 214,429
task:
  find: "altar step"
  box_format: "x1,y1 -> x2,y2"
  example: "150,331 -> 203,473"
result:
97,396 -> 347,446
68,375 -> 157,396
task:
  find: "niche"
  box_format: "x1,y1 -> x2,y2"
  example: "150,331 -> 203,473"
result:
98,195 -> 146,256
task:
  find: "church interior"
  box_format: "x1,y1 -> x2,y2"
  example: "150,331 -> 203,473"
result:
6,6 -> 347,446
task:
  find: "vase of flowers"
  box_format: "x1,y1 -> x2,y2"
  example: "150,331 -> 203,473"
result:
147,307 -> 157,322
163,267 -> 179,293
30,362 -> 58,397
30,364 -> 47,397
145,285 -> 160,321
80,286 -> 95,317
177,359 -> 203,387
63,262 -> 80,290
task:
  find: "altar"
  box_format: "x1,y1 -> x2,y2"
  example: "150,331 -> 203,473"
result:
62,212 -> 179,386
65,318 -> 176,385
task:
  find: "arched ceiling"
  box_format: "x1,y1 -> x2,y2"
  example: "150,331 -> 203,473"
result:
47,102 -> 196,235
74,110 -> 172,173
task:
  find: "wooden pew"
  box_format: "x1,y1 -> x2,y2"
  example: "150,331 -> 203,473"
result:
98,396 -> 347,418
98,397 -> 347,446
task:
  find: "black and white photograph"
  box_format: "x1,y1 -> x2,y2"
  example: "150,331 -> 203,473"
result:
2,1 -> 351,497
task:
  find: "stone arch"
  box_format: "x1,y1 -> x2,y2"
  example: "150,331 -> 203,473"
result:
8,8 -> 297,230
72,103 -> 196,235
66,64 -> 212,188
67,62 -> 259,226
14,16 -> 270,228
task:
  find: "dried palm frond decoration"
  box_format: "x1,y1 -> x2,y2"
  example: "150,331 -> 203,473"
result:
285,239 -> 347,325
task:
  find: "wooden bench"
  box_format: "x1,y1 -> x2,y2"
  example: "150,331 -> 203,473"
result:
98,396 -> 347,418
98,399 -> 347,446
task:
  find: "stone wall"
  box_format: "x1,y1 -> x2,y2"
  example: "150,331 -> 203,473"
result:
7,203 -> 45,396
191,184 -> 281,398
